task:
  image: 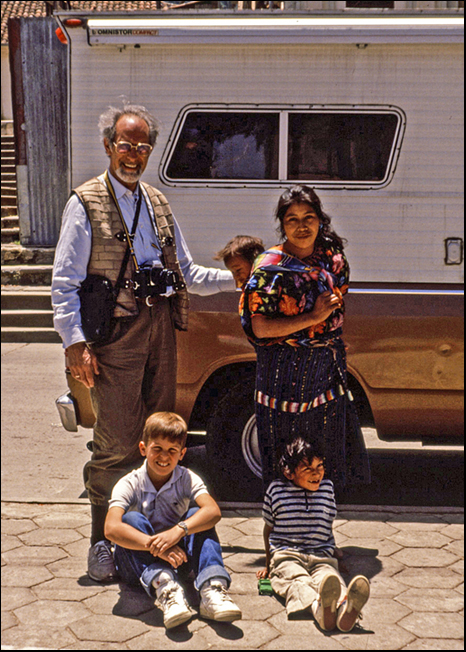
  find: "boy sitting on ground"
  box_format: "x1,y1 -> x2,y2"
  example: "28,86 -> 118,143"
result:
104,411 -> 242,629
257,437 -> 370,632
214,235 -> 265,289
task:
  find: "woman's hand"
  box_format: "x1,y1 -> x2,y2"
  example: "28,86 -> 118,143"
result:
310,290 -> 342,323
256,568 -> 269,579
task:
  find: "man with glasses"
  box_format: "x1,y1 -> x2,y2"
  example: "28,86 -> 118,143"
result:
52,104 -> 235,582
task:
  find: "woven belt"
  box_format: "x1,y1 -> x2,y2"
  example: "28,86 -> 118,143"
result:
255,385 -> 353,413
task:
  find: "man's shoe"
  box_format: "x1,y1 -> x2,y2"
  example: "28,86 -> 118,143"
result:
87,540 -> 118,582
336,575 -> 370,632
156,581 -> 194,629
311,573 -> 341,631
199,579 -> 242,622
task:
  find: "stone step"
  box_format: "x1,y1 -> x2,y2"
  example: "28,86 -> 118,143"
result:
1,309 -> 54,328
1,326 -> 61,343
1,244 -> 55,266
0,197 -> 18,210
1,207 -> 18,218
1,287 -> 52,311
1,228 -> 20,244
1,187 -> 17,197
1,216 -> 19,230
1,265 -> 53,286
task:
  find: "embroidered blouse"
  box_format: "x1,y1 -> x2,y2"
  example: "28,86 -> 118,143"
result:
240,243 -> 349,347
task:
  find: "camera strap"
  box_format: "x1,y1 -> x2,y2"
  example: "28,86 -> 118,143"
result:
104,170 -> 142,274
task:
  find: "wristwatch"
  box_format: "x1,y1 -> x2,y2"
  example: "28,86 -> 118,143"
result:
177,521 -> 189,537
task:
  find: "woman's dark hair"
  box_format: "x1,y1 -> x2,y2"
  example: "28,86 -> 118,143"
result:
278,437 -> 325,478
275,185 -> 346,250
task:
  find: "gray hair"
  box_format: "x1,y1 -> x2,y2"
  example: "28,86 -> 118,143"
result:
98,103 -> 160,146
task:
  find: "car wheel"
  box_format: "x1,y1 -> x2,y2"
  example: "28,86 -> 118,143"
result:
205,378 -> 263,501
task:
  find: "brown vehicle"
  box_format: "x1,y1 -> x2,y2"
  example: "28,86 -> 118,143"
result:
58,285 -> 464,487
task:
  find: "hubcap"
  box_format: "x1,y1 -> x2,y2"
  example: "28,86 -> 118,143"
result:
241,415 -> 262,478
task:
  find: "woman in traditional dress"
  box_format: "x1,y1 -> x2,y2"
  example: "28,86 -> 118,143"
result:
240,185 -> 371,492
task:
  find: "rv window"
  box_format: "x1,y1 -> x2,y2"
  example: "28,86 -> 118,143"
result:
166,112 -> 279,180
287,112 -> 399,183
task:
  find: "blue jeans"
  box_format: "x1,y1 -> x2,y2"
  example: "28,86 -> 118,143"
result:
113,508 -> 231,596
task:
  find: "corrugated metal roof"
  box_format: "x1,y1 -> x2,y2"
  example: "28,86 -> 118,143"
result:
1,1 -> 189,45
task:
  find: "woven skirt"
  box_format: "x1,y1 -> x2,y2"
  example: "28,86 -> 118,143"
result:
255,337 -> 371,491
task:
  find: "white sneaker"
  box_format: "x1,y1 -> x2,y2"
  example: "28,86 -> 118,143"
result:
336,575 -> 370,632
311,573 -> 341,631
87,540 -> 118,582
155,579 -> 194,629
199,579 -> 242,622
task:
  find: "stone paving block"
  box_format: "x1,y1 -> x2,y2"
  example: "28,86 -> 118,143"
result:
398,612 -> 464,639
1,586 -> 36,611
18,527 -> 83,547
0,624 -> 77,650
231,592 -> 283,620
395,588 -> 464,613
402,638 -> 465,650
1,611 -> 18,631
392,547 -> 459,568
341,538 -> 402,557
63,537 -> 90,557
62,641 -> 131,650
126,626 -> 212,650
455,582 -> 464,594
440,523 -> 464,539
367,574 -> 409,599
195,619 -> 282,649
228,570 -> 258,596
2,565 -> 53,588
388,531 -> 453,549
233,519 -> 266,537
357,597 -> 411,625
1,518 -> 38,536
449,559 -> 464,575
224,551 -> 264,574
337,521 -> 400,539
69,613 -> 150,643
444,539 -> 464,556
32,577 -> 108,602
339,552 -> 403,580
33,511 -> 92,529
332,623 -> 416,650
262,633 -> 346,649
396,567 -> 464,589
111,583 -> 155,618
216,523 -> 245,545
1,534 -> 23,553
1,503 -> 53,519
46,555 -> 88,578
14,599 -> 90,628
83,589 -> 122,615
2,543 -> 68,566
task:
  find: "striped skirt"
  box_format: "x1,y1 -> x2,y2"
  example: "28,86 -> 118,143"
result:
255,336 -> 371,491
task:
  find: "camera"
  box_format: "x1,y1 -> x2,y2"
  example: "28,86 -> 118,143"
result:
133,265 -> 184,298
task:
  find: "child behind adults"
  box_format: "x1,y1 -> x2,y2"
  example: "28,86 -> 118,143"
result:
257,437 -> 370,632
104,412 -> 242,629
214,235 -> 265,289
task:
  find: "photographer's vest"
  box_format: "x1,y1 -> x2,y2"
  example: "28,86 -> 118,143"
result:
73,176 -> 189,331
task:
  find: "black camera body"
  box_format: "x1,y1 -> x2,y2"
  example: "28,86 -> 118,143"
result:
133,265 -> 182,298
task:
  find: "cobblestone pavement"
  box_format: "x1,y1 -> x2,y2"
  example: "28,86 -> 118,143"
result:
1,502 -> 464,650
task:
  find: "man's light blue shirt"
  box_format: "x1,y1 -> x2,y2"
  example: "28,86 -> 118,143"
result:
51,170 -> 235,349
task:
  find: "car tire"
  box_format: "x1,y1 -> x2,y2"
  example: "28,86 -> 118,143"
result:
205,377 -> 263,501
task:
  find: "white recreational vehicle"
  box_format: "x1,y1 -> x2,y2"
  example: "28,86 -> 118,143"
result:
55,13 -> 464,486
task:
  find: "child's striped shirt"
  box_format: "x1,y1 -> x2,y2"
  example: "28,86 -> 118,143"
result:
263,478 -> 337,557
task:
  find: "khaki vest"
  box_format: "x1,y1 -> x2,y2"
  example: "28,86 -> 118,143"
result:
73,175 -> 189,331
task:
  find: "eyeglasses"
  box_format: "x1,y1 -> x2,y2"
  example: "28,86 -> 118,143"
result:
113,141 -> 153,156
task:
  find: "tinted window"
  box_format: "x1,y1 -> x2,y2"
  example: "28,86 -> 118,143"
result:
288,112 -> 399,182
166,112 -> 279,180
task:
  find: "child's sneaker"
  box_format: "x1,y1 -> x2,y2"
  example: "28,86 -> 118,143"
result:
336,575 -> 370,632
87,540 -> 118,582
311,573 -> 341,631
155,579 -> 194,629
199,579 -> 242,622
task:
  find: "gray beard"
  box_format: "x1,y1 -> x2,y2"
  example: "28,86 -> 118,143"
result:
115,165 -> 142,185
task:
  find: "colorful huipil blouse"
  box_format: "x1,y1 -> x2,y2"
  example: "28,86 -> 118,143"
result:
240,243 -> 349,348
